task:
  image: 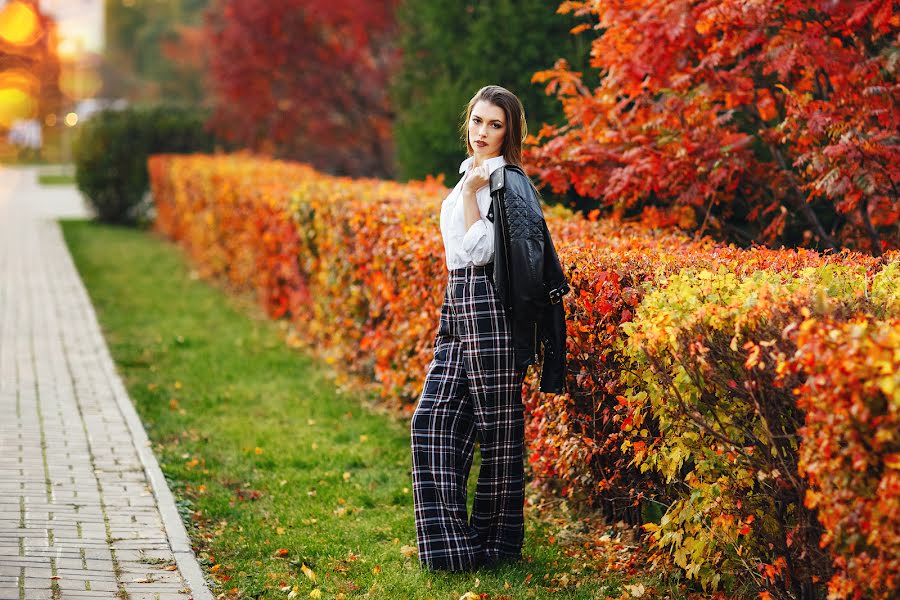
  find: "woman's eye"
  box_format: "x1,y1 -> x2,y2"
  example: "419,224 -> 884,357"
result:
492,123 -> 502,129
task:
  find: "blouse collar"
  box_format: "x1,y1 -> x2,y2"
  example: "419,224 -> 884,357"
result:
458,154 -> 507,175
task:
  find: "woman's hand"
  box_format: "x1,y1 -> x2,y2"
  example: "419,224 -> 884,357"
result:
462,164 -> 490,229
463,164 -> 490,193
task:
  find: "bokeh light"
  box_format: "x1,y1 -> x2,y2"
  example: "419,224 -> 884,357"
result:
57,37 -> 81,59
59,63 -> 102,100
0,69 -> 39,128
64,112 -> 78,126
0,1 -> 42,47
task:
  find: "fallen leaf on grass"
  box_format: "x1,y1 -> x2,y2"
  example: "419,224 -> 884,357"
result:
400,545 -> 417,558
625,583 -> 645,597
309,590 -> 322,599
275,548 -> 290,558
301,563 -> 316,583
372,565 -> 382,575
234,487 -> 263,501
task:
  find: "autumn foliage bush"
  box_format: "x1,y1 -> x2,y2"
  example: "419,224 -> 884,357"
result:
529,0 -> 900,255
149,154 -> 899,599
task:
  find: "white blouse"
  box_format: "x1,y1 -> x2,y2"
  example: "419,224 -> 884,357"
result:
440,155 -> 507,271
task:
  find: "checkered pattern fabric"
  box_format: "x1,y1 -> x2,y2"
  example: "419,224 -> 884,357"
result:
411,264 -> 527,571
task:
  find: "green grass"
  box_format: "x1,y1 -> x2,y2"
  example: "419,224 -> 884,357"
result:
61,220 -> 645,599
38,173 -> 77,186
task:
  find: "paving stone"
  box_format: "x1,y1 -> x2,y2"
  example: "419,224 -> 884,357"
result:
0,167 -> 212,600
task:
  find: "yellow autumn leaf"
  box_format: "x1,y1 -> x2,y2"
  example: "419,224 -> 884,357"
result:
301,563 -> 316,583
400,545 -> 417,558
877,375 -> 897,397
626,583 -> 646,597
309,590 -> 322,599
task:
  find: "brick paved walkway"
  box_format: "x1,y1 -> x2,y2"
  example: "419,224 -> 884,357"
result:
0,167 -> 211,600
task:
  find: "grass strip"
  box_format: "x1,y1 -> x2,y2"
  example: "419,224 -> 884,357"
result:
37,173 -> 76,186
61,220 -> 645,599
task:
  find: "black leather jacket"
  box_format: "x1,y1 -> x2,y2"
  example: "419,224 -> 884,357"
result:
486,165 -> 569,393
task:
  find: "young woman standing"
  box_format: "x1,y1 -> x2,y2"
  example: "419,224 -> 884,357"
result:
410,85 -> 567,571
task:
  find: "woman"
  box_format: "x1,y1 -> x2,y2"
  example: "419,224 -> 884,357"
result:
410,85 -> 567,572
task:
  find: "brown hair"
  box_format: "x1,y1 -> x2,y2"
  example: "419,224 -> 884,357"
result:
460,85 -> 527,167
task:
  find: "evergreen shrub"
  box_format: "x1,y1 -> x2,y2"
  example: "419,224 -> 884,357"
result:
73,105 -> 216,224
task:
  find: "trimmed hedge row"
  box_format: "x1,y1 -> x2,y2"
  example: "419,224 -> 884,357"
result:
149,154 -> 899,599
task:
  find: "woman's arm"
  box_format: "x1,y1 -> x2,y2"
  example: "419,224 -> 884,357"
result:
462,164 -> 488,229
460,165 -> 495,266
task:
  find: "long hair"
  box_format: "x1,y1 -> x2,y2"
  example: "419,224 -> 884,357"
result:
460,85 -> 527,167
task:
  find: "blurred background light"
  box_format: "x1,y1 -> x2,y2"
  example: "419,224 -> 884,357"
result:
0,1 -> 42,47
0,69 -> 39,128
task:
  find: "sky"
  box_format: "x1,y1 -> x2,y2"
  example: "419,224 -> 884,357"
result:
37,0 -> 104,53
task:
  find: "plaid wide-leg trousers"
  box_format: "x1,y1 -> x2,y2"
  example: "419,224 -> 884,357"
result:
411,264 -> 527,571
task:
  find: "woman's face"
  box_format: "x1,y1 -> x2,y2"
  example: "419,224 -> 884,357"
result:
468,100 -> 506,162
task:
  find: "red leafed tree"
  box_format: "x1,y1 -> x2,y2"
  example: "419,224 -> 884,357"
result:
528,0 -> 900,255
206,0 -> 398,178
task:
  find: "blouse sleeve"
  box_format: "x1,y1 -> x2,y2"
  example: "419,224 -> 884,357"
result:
461,185 -> 495,266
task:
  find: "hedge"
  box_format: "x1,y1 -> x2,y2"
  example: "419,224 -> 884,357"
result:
73,106 -> 216,224
149,154 -> 899,599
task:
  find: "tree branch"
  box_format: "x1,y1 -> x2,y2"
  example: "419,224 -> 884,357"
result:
859,196 -> 883,257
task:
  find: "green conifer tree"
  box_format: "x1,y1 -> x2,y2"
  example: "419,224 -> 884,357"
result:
391,0 -> 591,182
